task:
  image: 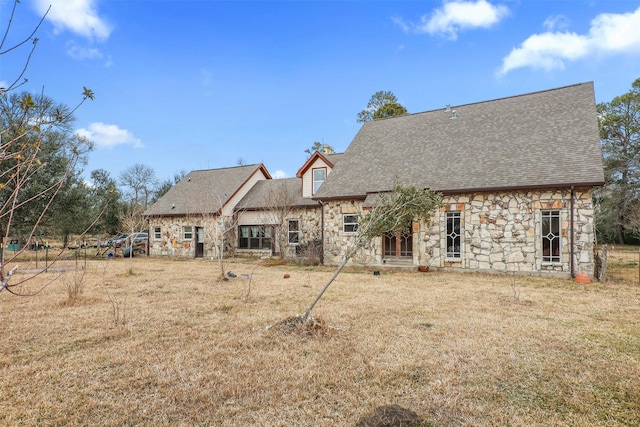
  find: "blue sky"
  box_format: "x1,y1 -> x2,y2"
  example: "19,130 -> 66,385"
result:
2,0 -> 640,184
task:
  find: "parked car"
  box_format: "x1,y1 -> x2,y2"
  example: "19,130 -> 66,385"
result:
130,232 -> 148,245
102,234 -> 128,248
122,232 -> 149,257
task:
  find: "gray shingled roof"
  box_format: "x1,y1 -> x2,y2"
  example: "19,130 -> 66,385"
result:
145,164 -> 268,216
235,178 -> 319,210
324,152 -> 344,167
314,82 -> 604,199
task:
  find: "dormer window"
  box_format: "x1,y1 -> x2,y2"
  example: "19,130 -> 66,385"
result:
313,168 -> 326,194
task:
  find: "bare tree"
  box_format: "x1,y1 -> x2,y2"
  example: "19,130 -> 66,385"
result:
259,180 -> 297,259
189,193 -> 242,279
0,1 -> 49,93
211,214 -> 240,278
0,1 -> 95,295
119,202 -> 146,273
624,201 -> 640,238
119,164 -> 158,209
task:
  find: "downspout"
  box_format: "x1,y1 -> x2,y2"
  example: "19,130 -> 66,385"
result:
570,186 -> 575,278
318,200 -> 325,265
144,216 -> 149,257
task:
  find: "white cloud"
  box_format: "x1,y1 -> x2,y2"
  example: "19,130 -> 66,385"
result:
590,8 -> 640,53
500,6 -> 640,74
543,15 -> 571,32
501,32 -> 590,73
398,0 -> 509,40
272,170 -> 288,179
391,16 -> 411,33
34,0 -> 112,42
76,122 -> 142,149
66,41 -> 103,60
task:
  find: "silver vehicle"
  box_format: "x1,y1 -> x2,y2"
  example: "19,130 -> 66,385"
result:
130,232 -> 148,245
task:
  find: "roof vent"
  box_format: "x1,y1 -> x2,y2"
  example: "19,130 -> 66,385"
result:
450,110 -> 457,119
445,104 -> 451,112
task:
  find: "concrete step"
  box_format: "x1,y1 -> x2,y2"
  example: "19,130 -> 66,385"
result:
382,257 -> 414,266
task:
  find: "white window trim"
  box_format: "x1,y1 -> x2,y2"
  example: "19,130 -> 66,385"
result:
343,214 -> 359,234
312,168 -> 326,195
182,226 -> 193,241
540,210 -> 562,265
445,211 -> 462,260
288,219 -> 300,245
153,226 -> 161,240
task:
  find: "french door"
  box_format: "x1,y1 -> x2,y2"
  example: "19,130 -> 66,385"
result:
383,226 -> 413,257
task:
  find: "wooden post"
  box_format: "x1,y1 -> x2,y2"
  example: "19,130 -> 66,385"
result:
600,244 -> 608,282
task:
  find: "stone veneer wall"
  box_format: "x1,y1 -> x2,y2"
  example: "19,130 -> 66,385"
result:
287,206 -> 322,258
236,206 -> 322,259
322,199 -> 379,266
150,207 -> 323,259
322,188 -> 596,277
148,216 -> 222,258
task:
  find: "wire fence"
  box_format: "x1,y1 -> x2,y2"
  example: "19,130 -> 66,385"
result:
2,247 -> 89,274
596,245 -> 640,284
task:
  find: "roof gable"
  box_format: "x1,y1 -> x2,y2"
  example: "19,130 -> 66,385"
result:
145,164 -> 271,217
314,82 -> 604,199
296,151 -> 337,178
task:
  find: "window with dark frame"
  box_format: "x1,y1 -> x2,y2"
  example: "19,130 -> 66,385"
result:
446,211 -> 461,259
343,214 -> 358,233
288,220 -> 300,244
541,210 -> 561,263
238,225 -> 273,249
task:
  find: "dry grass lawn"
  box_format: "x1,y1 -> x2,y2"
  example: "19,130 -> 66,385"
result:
0,257 -> 638,426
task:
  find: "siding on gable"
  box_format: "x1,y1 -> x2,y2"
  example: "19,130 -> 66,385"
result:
302,158 -> 332,198
237,210 -> 285,225
222,169 -> 269,217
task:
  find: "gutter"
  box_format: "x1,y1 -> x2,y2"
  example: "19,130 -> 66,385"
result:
313,182 -> 604,202
318,199 -> 325,265
570,186 -> 575,278
436,182 -> 605,196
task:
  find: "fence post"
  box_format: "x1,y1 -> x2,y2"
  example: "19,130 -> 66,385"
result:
600,244 -> 608,282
